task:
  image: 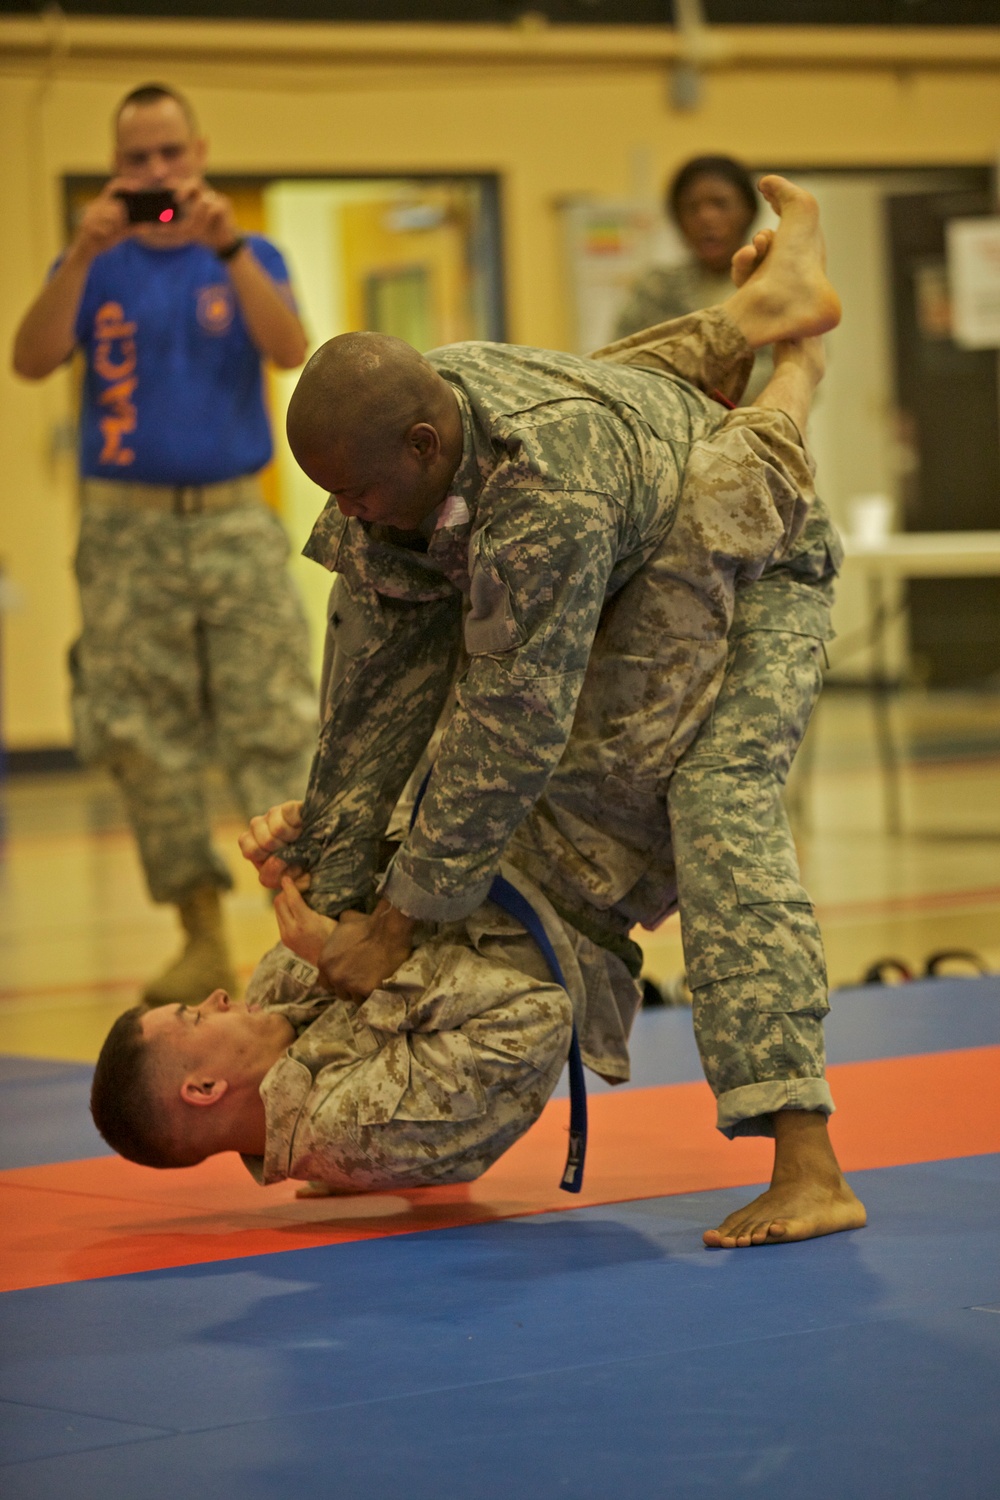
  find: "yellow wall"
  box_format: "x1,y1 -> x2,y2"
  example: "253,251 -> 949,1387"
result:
2,18 -> 1000,748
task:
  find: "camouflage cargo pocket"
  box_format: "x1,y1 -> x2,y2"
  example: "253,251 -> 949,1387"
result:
686,864 -> 827,1016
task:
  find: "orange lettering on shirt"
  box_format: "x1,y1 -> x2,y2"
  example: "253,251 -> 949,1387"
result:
94,338 -> 136,383
98,376 -> 138,466
93,303 -> 136,341
92,302 -> 139,466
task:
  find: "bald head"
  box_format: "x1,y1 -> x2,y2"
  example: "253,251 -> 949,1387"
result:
288,333 -> 446,452
286,333 -> 464,529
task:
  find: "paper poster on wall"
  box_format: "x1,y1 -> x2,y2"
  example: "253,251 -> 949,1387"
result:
559,199 -> 682,354
946,216 -> 1000,349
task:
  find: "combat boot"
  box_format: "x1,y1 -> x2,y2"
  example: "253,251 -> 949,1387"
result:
142,884 -> 237,1007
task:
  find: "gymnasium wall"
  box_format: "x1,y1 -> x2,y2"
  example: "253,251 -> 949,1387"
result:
2,18 -> 999,748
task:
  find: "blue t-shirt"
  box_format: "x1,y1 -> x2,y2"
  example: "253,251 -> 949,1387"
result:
73,235 -> 292,485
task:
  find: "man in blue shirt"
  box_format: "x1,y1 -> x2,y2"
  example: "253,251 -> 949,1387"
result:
12,82 -> 316,1006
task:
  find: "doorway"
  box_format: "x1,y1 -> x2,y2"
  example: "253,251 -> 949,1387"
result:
885,178 -> 1000,685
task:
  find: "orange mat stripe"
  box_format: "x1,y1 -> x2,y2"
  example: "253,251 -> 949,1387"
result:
2,1046 -> 998,1293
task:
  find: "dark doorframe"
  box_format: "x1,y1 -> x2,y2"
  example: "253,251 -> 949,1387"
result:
886,175 -> 1000,685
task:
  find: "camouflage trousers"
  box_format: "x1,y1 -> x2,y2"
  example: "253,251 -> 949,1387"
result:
71,479 -> 316,903
668,613 -> 833,1138
591,308 -> 833,1136
515,599 -> 834,1139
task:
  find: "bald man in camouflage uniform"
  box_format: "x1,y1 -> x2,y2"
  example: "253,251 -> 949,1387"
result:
206,449 -> 861,1242
283,312 -> 829,923
91,368 -> 863,1242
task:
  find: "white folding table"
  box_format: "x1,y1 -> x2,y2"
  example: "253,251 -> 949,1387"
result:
837,531 -> 1000,832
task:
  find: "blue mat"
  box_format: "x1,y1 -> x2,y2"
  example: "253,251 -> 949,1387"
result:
0,1056 -> 109,1169
1,1155 -> 997,1498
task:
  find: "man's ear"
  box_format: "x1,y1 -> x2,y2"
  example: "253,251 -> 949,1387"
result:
180,1075 -> 228,1108
407,422 -> 441,464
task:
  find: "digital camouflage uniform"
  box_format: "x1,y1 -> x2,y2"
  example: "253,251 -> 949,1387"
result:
235,510 -> 835,1188
507,308 -> 837,1137
286,308 -> 798,919
272,307 -> 838,1146
508,497 -> 839,1137
72,478 -> 316,901
240,864 -> 639,1192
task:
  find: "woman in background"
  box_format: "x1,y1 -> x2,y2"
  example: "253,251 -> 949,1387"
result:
615,154 -> 773,402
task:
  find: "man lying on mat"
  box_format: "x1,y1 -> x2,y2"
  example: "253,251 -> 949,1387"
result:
90,195 -> 865,1246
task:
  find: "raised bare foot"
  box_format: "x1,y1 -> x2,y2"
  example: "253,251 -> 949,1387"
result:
703,1176 -> 867,1249
723,175 -> 841,348
731,228 -> 774,288
703,1107 -> 866,1249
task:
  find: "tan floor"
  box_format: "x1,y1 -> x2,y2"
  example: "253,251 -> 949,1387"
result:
1,685 -> 997,1062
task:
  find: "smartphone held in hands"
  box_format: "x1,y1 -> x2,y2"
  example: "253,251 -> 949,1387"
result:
115,189 -> 179,225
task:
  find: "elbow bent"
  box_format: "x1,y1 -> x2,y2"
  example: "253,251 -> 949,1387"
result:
12,344 -> 65,381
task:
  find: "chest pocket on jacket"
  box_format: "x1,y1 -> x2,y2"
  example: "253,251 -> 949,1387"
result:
321,576 -> 390,707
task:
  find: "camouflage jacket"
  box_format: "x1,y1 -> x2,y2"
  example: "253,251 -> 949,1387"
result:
284,320 -> 805,922
240,865 -> 640,1192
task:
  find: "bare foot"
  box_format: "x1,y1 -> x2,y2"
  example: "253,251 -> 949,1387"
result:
731,228 -> 774,288
703,1108 -> 867,1249
703,1177 -> 867,1249
723,175 -> 841,348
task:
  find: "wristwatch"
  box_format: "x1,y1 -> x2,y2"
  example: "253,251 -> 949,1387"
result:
216,236 -> 247,262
